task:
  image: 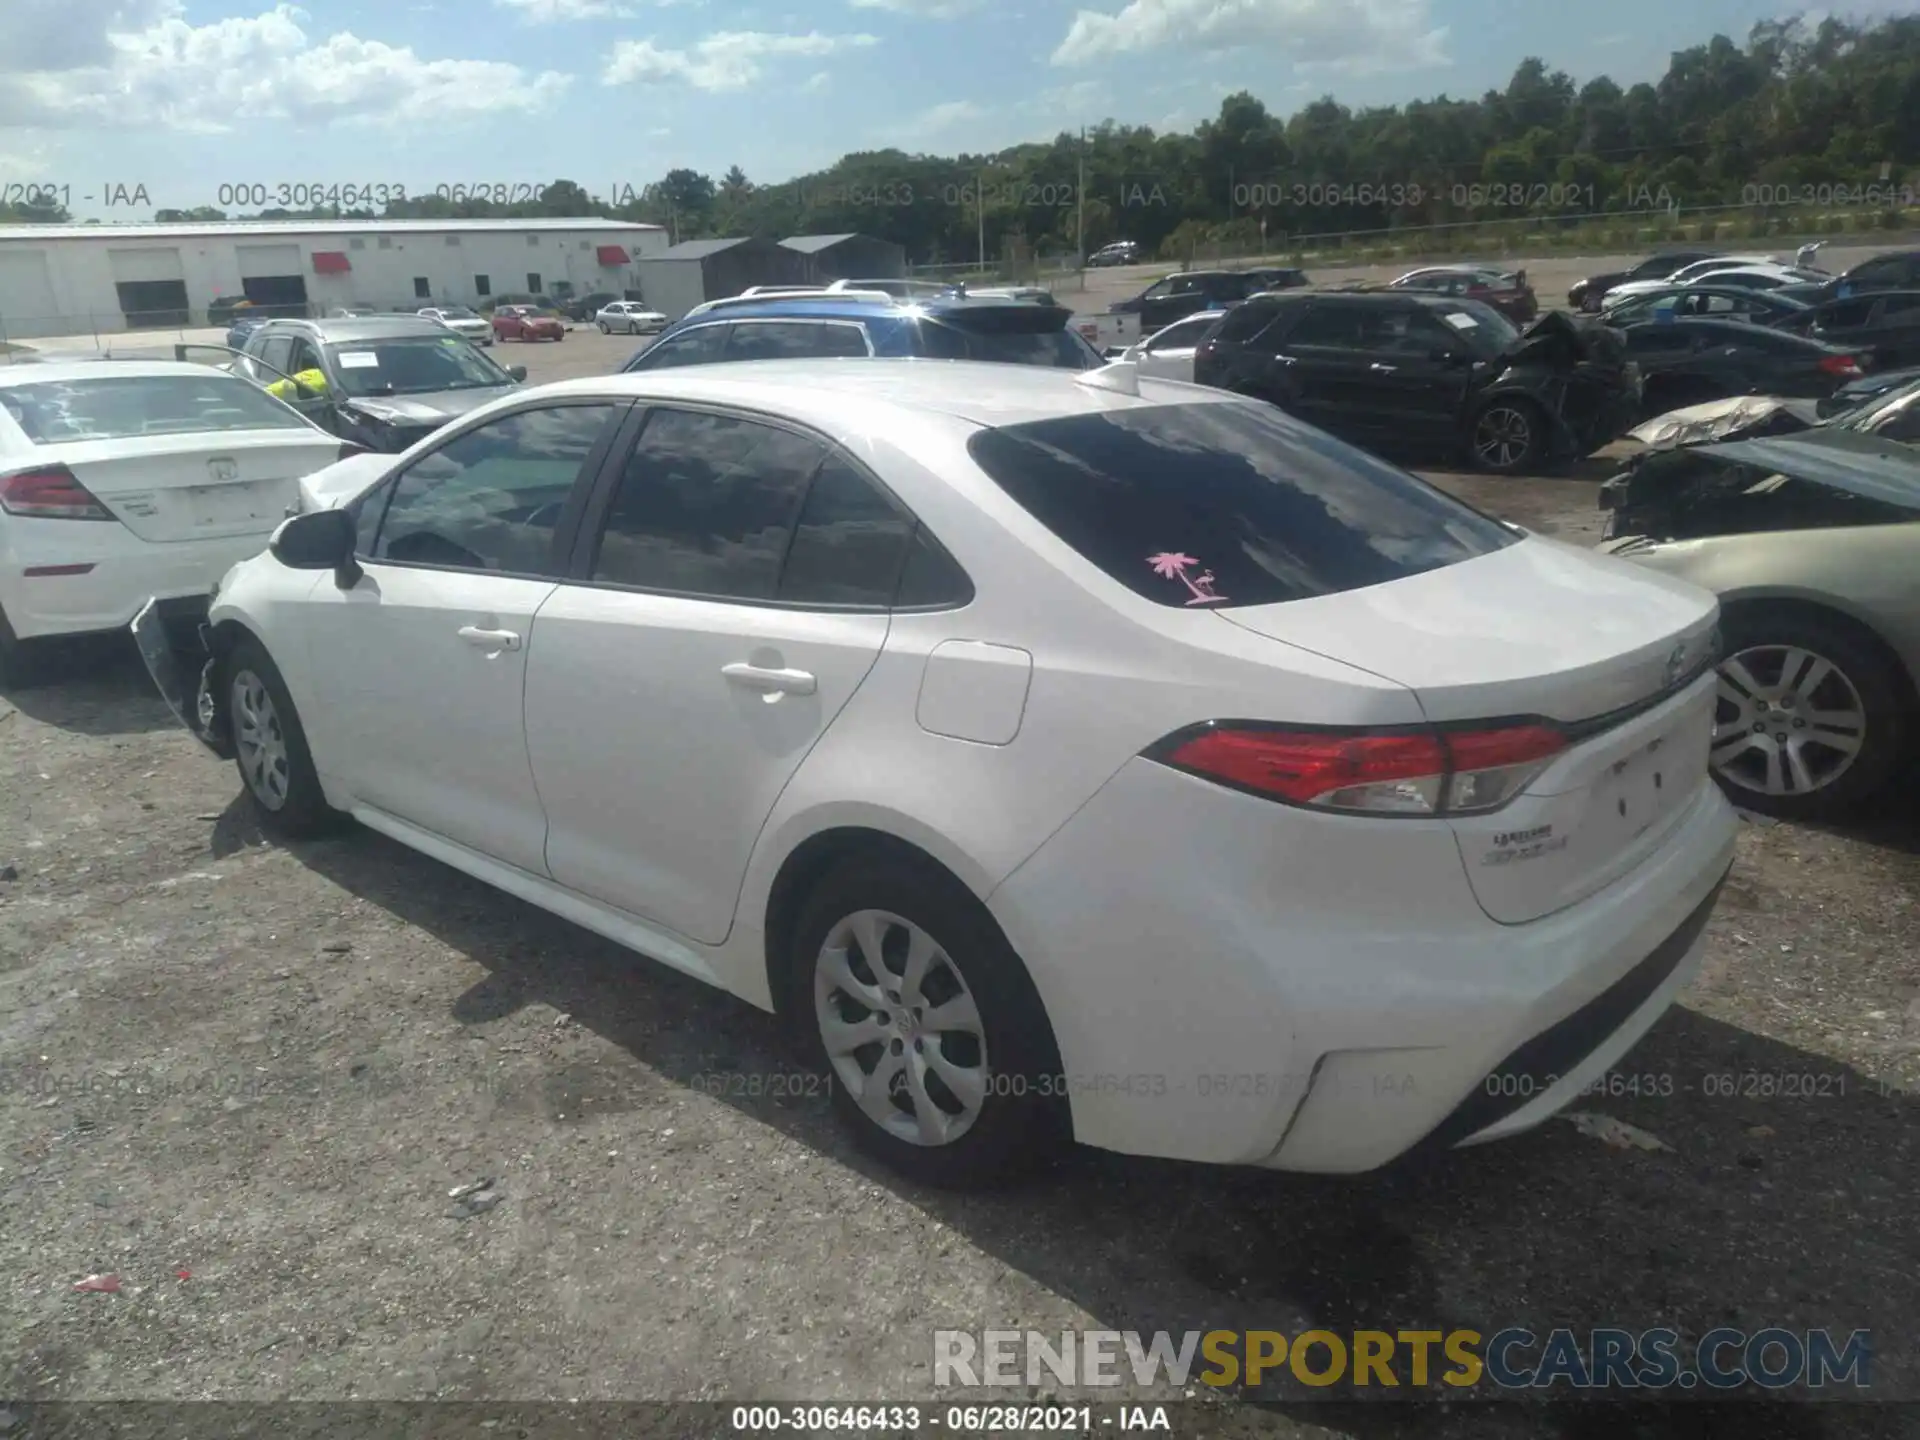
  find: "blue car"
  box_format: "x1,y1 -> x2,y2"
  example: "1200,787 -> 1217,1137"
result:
620,291 -> 1102,373
225,312 -> 272,351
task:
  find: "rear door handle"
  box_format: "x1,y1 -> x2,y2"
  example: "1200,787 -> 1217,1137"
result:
722,662 -> 816,696
458,625 -> 522,651
1370,362 -> 1398,373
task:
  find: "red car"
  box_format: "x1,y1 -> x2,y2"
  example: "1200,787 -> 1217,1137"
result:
491,304 -> 566,342
1389,266 -> 1539,324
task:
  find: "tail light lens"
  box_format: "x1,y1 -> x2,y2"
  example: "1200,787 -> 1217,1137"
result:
1819,354 -> 1863,377
0,464 -> 116,521
1150,722 -> 1567,817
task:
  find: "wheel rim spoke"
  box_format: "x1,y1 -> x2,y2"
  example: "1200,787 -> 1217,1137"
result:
1714,644 -> 1867,797
813,908 -> 991,1148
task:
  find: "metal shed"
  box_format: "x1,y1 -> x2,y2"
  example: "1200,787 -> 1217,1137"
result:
634,237 -> 812,320
780,233 -> 908,283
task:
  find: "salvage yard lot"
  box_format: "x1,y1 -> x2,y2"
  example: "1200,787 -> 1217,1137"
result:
2,328 -> 1918,1436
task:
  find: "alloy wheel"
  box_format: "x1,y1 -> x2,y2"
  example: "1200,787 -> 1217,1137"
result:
1474,405 -> 1534,469
231,668 -> 291,811
1711,645 -> 1867,799
814,909 -> 989,1147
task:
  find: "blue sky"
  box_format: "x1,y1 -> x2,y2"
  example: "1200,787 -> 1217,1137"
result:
0,0 -> 1904,219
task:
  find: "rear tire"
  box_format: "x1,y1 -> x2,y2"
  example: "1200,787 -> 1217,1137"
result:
225,637 -> 343,838
1711,607 -> 1912,822
787,854 -> 1069,1189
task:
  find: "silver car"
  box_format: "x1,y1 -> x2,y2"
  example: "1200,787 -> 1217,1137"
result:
595,301 -> 668,335
1600,419 -> 1920,820
1118,310 -> 1229,381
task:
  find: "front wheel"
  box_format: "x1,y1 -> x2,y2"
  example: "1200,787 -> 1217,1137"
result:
790,857 -> 1069,1188
1469,399 -> 1546,473
597,321 -> 609,334
1710,608 -> 1912,822
226,637 -> 342,837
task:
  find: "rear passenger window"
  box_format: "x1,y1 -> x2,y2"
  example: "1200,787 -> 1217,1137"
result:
1287,305 -> 1368,347
894,528 -> 974,609
778,455 -> 915,606
591,408 -> 826,600
725,322 -> 869,360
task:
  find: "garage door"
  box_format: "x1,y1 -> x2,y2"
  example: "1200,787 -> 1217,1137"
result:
235,244 -> 309,314
110,247 -> 190,327
0,249 -> 60,339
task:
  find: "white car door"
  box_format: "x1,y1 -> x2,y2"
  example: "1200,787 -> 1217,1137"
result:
1130,312 -> 1221,381
300,399 -> 629,874
523,406 -> 910,945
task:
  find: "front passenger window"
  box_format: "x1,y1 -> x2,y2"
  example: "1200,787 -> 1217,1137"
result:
370,404 -> 618,573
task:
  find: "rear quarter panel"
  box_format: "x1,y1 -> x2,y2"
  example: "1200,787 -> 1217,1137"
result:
1616,524 -> 1920,685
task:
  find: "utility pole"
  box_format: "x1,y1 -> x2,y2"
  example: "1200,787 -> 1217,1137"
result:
977,167 -> 986,271
1076,126 -> 1086,270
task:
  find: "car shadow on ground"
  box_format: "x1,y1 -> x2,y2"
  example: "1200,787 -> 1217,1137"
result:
0,637 -> 180,736
289,829 -> 1916,1439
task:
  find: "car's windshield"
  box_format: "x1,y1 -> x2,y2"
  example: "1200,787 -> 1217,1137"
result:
325,336 -> 515,396
1429,301 -> 1519,354
437,307 -> 479,319
0,373 -> 313,443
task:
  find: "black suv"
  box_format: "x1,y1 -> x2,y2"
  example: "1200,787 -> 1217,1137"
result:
239,316 -> 527,452
1193,292 -> 1641,473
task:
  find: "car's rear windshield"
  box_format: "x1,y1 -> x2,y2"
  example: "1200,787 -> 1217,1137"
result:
919,309 -> 1100,369
0,373 -> 312,443
966,401 -> 1515,608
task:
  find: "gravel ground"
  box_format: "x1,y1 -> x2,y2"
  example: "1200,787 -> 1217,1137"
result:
3,329 -> 1918,1440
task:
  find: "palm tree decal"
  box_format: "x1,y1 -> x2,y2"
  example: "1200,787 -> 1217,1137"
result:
1147,551 -> 1227,605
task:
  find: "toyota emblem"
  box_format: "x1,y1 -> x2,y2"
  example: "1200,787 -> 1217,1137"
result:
207,457 -> 239,482
1664,642 -> 1688,684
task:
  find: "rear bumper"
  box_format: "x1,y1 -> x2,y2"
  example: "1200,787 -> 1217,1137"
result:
130,597 -> 231,757
0,522 -> 268,640
989,755 -> 1738,1172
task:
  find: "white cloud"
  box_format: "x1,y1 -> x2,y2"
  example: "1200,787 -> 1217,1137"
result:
900,98 -> 986,139
0,2 -> 571,131
602,30 -> 876,90
0,0 -> 174,72
495,0 -> 636,19
1051,0 -> 1448,76
801,70 -> 832,92
847,0 -> 983,15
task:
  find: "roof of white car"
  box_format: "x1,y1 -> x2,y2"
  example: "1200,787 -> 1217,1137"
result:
535,358 -> 1238,428
0,358 -> 245,386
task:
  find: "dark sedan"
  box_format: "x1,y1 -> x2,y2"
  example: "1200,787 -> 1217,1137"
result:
1602,285 -> 1811,328
1389,265 -> 1539,324
1568,250 -> 1723,312
1771,291 -> 1920,371
1193,292 -> 1639,473
1623,318 -> 1866,415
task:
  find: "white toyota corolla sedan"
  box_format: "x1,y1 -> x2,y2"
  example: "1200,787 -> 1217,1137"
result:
132,359 -> 1737,1187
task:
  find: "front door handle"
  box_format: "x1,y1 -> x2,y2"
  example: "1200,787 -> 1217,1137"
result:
722,662 -> 816,696
458,625 -> 522,651
1370,362 -> 1398,373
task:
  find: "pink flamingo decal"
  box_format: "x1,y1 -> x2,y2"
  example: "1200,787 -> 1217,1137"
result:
1147,551 -> 1227,605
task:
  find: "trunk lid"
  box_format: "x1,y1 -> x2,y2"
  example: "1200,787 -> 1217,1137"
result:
59,430 -> 342,542
1217,537 -> 1722,923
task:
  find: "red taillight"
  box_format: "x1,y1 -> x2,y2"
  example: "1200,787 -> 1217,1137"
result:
1153,722 -> 1568,817
1819,354 -> 1862,377
0,465 -> 115,521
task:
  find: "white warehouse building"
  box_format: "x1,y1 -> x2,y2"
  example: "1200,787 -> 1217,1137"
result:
0,217 -> 669,341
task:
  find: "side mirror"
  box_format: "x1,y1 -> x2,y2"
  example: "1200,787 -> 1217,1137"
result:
508,365 -> 528,382
271,508 -> 360,588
